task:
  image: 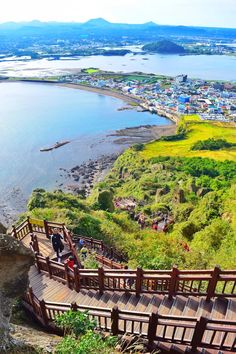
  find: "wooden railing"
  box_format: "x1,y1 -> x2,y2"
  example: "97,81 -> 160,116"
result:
34,254 -> 236,299
11,218 -> 125,267
11,218 -> 236,298
23,289 -> 236,352
72,233 -> 126,263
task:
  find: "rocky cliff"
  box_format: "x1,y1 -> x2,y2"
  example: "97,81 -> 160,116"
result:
0,234 -> 34,352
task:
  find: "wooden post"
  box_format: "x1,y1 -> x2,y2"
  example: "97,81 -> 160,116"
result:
147,312 -> 158,348
12,225 -> 17,239
110,247 -> 114,259
98,267 -> 104,294
136,267 -> 143,297
101,240 -> 104,253
27,216 -> 33,233
191,316 -> 208,352
64,263 -> 70,288
90,237 -> 94,250
111,306 -> 119,335
62,224 -> 67,241
44,220 -> 50,239
73,265 -> 80,292
28,286 -> 36,311
206,266 -> 221,301
40,300 -> 49,326
32,234 -> 40,253
35,252 -> 41,273
71,301 -> 78,312
45,257 -> 52,279
168,265 -> 179,300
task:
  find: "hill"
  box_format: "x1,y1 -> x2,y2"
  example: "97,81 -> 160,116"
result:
143,40 -> 186,54
22,116 -> 236,272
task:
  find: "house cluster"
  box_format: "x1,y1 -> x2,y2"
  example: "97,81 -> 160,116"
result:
65,72 -> 236,122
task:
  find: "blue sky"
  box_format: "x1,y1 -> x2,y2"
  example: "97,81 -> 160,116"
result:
1,0 -> 235,28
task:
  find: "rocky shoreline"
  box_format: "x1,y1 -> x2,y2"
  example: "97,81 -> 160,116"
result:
59,124 -> 176,197
59,154 -> 119,197
110,124 -> 176,144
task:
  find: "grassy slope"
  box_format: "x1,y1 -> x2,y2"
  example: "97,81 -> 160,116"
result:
141,115 -> 236,162
23,116 -> 236,270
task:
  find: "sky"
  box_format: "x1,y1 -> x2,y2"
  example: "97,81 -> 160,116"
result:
0,0 -> 235,28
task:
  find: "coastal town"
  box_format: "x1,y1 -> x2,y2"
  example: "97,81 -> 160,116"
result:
59,70 -> 236,123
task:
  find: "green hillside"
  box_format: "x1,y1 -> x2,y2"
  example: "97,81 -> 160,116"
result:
22,117 -> 236,271
143,40 -> 186,54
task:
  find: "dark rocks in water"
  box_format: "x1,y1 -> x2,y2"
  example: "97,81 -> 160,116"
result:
0,234 -> 34,351
64,154 -> 118,197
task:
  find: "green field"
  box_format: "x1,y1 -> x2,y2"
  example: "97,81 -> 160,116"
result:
141,115 -> 236,162
84,68 -> 100,74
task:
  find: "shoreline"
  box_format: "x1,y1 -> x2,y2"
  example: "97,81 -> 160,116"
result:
59,83 -> 143,105
2,79 -> 180,124
61,124 -> 176,196
60,83 -> 179,124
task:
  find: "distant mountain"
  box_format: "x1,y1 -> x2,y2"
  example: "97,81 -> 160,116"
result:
143,40 -> 186,54
144,21 -> 158,27
83,18 -> 111,27
0,18 -> 235,42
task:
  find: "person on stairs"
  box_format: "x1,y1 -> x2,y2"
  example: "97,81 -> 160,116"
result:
65,255 -> 75,270
51,228 -> 64,262
80,245 -> 88,261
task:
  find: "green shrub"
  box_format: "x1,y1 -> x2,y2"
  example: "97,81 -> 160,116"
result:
132,143 -> 144,151
55,332 -> 116,354
192,138 -> 234,151
55,310 -> 96,337
160,133 -> 185,141
73,214 -> 102,238
83,253 -> 99,269
97,190 -> 114,212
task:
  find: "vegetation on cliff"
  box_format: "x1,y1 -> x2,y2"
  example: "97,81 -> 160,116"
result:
23,116 -> 236,271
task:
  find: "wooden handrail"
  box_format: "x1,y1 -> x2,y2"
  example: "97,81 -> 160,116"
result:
23,289 -> 236,352
12,218 -> 236,299
34,254 -> 236,299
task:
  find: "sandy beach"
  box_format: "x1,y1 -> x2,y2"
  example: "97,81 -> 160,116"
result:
60,83 -> 143,104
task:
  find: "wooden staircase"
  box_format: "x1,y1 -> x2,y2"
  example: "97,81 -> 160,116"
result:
12,218 -> 236,353
28,265 -> 236,353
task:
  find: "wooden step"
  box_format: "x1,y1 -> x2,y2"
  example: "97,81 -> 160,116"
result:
159,295 -> 175,315
203,298 -> 228,347
106,292 -> 124,309
142,294 -> 163,314
164,296 -> 188,341
156,295 -> 175,338
175,296 -> 201,342
219,299 -> 236,350
196,298 -> 214,318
